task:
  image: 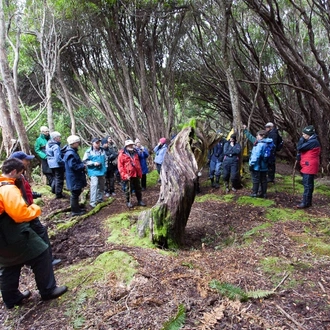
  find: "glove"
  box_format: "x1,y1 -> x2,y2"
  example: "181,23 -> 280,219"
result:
249,165 -> 254,172
296,154 -> 301,161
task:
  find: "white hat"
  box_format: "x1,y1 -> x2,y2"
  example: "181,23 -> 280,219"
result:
265,122 -> 274,127
67,135 -> 80,145
125,139 -> 135,147
40,126 -> 49,132
50,131 -> 61,139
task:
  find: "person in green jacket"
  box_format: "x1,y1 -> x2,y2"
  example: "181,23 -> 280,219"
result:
34,126 -> 54,189
0,158 -> 67,309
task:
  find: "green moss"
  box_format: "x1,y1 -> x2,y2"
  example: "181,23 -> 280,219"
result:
195,194 -> 223,202
237,196 -> 275,207
147,169 -> 161,187
265,208 -> 310,223
104,213 -> 155,248
243,223 -> 272,240
260,256 -> 295,285
291,234 -> 330,256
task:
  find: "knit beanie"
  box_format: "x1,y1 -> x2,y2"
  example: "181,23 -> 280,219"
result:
302,125 -> 315,136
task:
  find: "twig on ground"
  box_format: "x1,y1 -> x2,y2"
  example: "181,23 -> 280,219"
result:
318,281 -> 326,294
273,272 -> 290,292
275,304 -> 306,330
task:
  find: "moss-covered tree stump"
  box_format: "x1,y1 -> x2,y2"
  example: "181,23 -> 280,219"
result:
138,121 -> 221,248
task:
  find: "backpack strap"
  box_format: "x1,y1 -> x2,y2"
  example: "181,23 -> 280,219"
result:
0,182 -> 13,188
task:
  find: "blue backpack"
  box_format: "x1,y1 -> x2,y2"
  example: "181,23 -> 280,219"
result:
263,141 -> 275,163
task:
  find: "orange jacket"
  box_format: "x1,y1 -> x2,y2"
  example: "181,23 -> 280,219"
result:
0,176 -> 41,222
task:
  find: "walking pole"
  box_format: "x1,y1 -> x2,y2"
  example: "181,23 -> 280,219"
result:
292,160 -> 297,200
127,178 -> 131,207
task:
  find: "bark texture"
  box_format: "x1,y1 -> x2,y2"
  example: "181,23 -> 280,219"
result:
138,121 -> 220,248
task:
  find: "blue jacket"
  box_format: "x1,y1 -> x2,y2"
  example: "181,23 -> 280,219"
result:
136,146 -> 149,174
63,147 -> 87,190
83,147 -> 107,177
249,138 -> 273,171
153,144 -> 168,165
46,139 -> 64,168
209,138 -> 226,163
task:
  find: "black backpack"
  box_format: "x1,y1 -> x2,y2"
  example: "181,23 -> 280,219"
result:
276,134 -> 283,151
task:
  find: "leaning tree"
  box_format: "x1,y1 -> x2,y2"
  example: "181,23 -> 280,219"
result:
138,120 -> 221,248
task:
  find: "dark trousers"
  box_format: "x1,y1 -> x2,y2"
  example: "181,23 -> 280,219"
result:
302,173 -> 314,206
156,163 -> 162,174
105,170 -> 115,193
141,174 -> 147,189
52,167 -> 65,197
0,249 -> 56,307
251,170 -> 268,196
267,160 -> 276,182
29,218 -> 55,261
42,159 -> 54,188
70,189 -> 82,213
125,177 -> 142,203
222,159 -> 239,188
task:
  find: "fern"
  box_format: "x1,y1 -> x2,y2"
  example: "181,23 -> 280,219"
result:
209,280 -> 248,302
162,304 -> 186,330
246,289 -> 274,299
210,280 -> 275,302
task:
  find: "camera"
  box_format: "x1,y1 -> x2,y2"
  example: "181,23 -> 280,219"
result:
32,192 -> 42,199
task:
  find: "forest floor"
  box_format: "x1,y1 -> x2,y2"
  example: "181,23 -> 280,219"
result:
1,162 -> 330,330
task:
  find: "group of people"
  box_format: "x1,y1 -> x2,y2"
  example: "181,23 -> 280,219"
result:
208,132 -> 242,193
208,122 -> 320,209
243,123 -> 319,209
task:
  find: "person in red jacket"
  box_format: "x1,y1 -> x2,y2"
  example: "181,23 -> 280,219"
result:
296,125 -> 320,208
118,140 -> 146,208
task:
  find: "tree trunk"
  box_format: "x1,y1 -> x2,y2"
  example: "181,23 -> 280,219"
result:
138,121 -> 221,248
0,0 -> 30,154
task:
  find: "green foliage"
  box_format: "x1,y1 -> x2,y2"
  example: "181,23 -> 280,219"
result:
237,196 -> 275,207
147,170 -> 161,187
243,223 -> 272,240
104,213 -> 155,248
266,208 -> 310,223
195,193 -> 223,202
209,280 -> 248,302
210,280 -> 274,302
162,304 -> 186,330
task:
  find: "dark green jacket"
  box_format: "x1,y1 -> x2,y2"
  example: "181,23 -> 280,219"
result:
0,212 -> 48,267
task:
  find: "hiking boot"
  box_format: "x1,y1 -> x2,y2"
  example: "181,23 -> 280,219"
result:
225,187 -> 230,193
138,201 -> 146,206
42,286 -> 68,301
250,193 -> 257,198
71,210 -> 86,216
5,290 -> 31,309
231,187 -> 237,192
127,202 -> 133,208
52,259 -> 62,267
296,203 -> 309,209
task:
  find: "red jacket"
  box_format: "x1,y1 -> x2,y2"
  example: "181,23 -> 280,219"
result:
118,148 -> 142,180
297,134 -> 320,175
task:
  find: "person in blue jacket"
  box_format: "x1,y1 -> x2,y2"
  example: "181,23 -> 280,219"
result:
153,137 -> 168,181
46,131 -> 65,199
208,133 -> 227,188
83,138 -> 107,208
222,134 -> 241,192
243,126 -> 274,198
63,135 -> 87,216
135,138 -> 149,190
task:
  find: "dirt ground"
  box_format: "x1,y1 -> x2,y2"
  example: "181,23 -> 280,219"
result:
1,163 -> 330,330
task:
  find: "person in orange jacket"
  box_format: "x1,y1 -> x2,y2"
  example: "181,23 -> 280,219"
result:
0,158 -> 67,309
118,139 -> 146,208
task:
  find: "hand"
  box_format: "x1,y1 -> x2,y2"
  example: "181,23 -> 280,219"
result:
242,125 -> 247,130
